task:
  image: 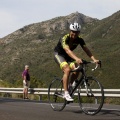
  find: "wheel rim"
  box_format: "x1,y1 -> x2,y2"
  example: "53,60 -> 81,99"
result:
48,79 -> 66,111
78,77 -> 104,115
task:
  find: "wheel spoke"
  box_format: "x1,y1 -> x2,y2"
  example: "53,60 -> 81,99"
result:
48,78 -> 66,111
78,77 -> 104,115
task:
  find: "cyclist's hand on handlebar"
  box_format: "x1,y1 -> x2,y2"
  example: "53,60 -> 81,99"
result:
75,58 -> 83,64
93,59 -> 101,68
93,59 -> 100,64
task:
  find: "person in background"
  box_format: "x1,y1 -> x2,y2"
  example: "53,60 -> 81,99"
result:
22,65 -> 30,99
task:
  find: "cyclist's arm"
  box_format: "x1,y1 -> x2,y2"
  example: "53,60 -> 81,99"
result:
23,72 -> 27,82
82,46 -> 99,62
24,75 -> 26,80
64,47 -> 82,63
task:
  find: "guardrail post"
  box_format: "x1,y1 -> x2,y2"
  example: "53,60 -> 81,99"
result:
95,98 -> 97,104
39,95 -> 42,101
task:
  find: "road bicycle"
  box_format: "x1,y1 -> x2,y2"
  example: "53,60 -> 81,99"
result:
48,60 -> 104,115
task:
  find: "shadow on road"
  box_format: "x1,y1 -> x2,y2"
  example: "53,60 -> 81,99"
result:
100,109 -> 120,116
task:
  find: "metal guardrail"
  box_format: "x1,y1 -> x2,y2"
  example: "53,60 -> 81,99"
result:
0,88 -> 120,100
0,88 -> 48,94
0,88 -> 48,100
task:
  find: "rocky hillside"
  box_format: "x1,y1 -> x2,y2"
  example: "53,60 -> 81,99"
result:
0,11 -> 120,88
0,12 -> 97,43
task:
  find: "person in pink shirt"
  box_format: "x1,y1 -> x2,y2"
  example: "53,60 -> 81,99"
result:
22,65 -> 30,99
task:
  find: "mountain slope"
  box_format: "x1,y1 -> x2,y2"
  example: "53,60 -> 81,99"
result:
0,11 -> 120,88
84,10 -> 120,88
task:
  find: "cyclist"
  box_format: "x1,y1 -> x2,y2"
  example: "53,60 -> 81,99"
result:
54,22 -> 99,101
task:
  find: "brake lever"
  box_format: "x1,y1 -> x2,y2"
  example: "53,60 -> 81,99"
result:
92,60 -> 101,71
98,60 -> 102,68
92,64 -> 98,71
72,64 -> 82,72
74,66 -> 80,70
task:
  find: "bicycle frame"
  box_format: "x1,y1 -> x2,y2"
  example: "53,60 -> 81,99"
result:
48,60 -> 104,115
69,64 -> 86,96
69,61 -> 101,96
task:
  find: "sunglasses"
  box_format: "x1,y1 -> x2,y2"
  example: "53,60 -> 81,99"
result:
71,30 -> 80,34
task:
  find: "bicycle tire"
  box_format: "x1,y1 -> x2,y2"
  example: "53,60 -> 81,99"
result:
78,76 -> 104,115
48,78 -> 66,111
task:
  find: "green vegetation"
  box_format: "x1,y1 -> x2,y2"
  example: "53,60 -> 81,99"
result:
0,11 -> 120,94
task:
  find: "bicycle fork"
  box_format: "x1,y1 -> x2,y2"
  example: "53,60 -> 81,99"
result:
82,79 -> 94,97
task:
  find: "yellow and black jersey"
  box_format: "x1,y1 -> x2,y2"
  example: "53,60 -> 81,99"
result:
54,34 -> 86,58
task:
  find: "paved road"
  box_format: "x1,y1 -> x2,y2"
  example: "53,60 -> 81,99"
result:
0,98 -> 120,120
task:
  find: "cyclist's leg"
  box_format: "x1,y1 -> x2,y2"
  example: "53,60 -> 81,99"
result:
54,52 -> 73,101
62,64 -> 70,92
62,64 -> 74,101
54,52 -> 70,92
69,62 -> 80,84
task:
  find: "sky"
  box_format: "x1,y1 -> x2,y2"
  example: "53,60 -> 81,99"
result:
0,0 -> 120,38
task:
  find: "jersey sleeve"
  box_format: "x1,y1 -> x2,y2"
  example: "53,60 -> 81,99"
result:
61,34 -> 69,48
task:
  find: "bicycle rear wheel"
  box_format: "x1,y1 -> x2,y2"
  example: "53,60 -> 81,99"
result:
78,77 -> 104,115
48,78 -> 66,111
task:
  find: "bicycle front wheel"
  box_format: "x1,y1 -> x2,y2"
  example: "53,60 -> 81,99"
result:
48,78 -> 66,111
78,77 -> 104,115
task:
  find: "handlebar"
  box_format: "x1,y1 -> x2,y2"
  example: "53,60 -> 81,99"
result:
71,60 -> 101,72
86,60 -> 101,71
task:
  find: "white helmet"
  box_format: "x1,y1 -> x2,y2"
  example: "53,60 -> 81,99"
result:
69,22 -> 81,31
